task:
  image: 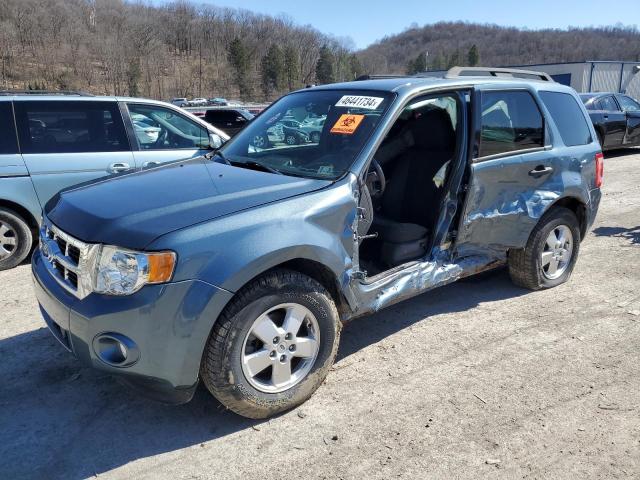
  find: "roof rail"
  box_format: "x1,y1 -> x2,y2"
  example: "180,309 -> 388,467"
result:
445,66 -> 554,82
0,90 -> 94,96
355,74 -> 408,81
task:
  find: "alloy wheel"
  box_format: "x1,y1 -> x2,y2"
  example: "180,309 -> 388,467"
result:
541,225 -> 573,280
0,221 -> 17,260
241,303 -> 320,393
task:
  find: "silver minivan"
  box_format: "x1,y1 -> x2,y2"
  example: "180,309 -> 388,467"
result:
0,92 -> 228,270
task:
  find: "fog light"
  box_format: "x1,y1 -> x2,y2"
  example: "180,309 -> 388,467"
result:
92,333 -> 140,367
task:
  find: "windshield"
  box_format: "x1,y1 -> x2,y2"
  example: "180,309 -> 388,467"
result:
219,89 -> 394,180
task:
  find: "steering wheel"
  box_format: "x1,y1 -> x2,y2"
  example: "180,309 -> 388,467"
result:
366,159 -> 386,198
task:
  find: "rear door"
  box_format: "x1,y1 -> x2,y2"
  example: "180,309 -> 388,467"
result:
596,96 -> 626,147
125,102 -> 215,168
615,94 -> 640,145
456,87 -> 564,255
14,99 -> 135,206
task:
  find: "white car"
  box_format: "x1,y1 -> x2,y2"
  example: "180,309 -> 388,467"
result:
189,98 -> 208,107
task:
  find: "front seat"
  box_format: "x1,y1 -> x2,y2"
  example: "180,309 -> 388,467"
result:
371,108 -> 456,267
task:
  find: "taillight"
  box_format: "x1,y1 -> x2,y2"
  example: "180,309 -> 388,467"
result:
595,152 -> 604,188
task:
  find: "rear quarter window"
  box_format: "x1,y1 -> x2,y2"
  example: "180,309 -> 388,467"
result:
539,91 -> 592,147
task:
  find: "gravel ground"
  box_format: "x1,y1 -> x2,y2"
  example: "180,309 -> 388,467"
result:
1,151 -> 639,480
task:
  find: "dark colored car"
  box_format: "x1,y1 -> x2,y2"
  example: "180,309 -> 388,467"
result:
580,93 -> 640,150
203,108 -> 254,136
32,67 -> 602,419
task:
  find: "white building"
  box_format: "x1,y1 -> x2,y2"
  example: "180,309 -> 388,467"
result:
515,61 -> 640,98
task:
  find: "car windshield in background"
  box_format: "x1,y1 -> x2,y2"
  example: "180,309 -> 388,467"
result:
219,90 -> 394,180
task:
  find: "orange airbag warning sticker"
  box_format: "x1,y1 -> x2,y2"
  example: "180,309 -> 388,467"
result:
330,114 -> 365,135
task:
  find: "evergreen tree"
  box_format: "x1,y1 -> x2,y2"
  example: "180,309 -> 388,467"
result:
284,45 -> 299,90
349,54 -> 365,80
260,44 -> 285,98
315,45 -> 335,84
406,52 -> 427,74
468,44 -> 480,66
127,58 -> 141,97
446,50 -> 460,69
228,38 -> 251,99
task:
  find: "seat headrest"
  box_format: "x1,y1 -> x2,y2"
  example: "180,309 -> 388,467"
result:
411,108 -> 455,152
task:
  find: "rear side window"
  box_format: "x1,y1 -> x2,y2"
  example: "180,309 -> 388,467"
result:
539,91 -> 592,147
479,91 -> 544,158
0,102 -> 18,154
598,96 -> 620,112
14,101 -> 129,154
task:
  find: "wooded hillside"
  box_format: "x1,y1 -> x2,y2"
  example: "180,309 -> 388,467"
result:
358,22 -> 640,75
0,0 -> 363,100
1,1 -> 639,101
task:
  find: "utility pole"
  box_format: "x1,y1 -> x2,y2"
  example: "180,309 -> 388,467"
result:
198,38 -> 202,97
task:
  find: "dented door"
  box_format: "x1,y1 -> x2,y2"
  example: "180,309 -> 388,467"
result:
455,87 -> 566,259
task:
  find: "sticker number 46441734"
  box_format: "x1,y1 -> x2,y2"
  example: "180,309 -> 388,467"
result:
335,95 -> 384,110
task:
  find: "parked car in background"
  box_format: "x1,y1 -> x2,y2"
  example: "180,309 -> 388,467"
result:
33,68 -> 602,419
0,91 -> 228,270
189,98 -> 208,107
580,93 -> 640,150
202,107 -> 254,136
170,97 -> 188,107
208,97 -> 228,106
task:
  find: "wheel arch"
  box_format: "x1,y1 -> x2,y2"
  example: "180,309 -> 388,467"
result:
226,256 -> 352,321
543,196 -> 588,240
0,198 -> 39,233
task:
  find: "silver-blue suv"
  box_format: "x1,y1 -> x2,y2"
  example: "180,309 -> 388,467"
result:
32,68 -> 603,418
0,91 -> 228,270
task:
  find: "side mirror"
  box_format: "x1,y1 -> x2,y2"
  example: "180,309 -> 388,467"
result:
209,133 -> 224,149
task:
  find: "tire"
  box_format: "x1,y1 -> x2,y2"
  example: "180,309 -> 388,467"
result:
508,207 -> 580,291
0,208 -> 33,271
201,269 -> 341,418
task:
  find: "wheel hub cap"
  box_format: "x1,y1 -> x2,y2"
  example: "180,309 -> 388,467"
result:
0,221 -> 17,260
241,303 -> 320,393
541,225 -> 573,280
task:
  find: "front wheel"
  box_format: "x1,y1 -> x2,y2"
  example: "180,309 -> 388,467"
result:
201,270 -> 341,418
0,208 -> 33,271
508,207 -> 581,290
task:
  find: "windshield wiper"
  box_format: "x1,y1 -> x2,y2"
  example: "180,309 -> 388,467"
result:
233,160 -> 283,175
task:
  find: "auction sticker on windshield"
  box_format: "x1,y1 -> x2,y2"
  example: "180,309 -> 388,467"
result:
330,114 -> 365,135
335,95 -> 384,110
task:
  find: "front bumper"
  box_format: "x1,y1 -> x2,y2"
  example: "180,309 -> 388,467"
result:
32,249 -> 234,404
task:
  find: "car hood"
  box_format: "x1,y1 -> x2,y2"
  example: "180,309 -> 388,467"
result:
46,157 -> 331,249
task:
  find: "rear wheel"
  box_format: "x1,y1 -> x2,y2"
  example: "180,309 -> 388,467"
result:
201,270 -> 341,418
508,207 -> 580,290
0,208 -> 33,271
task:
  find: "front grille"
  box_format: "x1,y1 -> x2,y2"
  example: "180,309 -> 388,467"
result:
39,221 -> 97,299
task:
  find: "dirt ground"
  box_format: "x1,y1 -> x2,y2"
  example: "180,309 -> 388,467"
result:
1,151 -> 639,480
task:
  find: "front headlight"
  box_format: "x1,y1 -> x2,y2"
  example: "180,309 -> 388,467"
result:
93,245 -> 176,296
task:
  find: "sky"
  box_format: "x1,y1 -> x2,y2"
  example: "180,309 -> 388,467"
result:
183,0 -> 640,49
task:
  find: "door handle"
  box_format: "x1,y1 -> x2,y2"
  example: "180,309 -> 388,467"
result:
108,162 -> 131,173
142,161 -> 159,169
528,165 -> 554,178
604,115 -> 609,119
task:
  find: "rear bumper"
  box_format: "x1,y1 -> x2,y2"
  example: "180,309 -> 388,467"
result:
32,249 -> 233,404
